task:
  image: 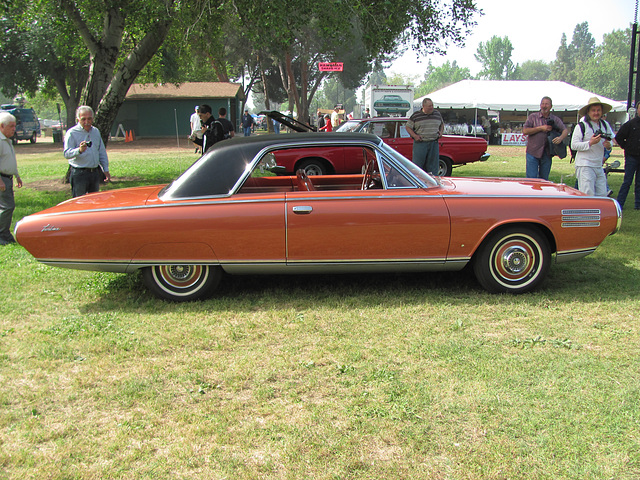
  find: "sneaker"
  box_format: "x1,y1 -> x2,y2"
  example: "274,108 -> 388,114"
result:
607,189 -> 614,197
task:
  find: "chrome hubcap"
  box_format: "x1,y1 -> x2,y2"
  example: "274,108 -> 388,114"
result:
502,246 -> 529,274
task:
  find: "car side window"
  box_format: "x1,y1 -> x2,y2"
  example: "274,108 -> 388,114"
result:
383,162 -> 415,188
371,122 -> 393,138
385,122 -> 398,138
398,125 -> 411,138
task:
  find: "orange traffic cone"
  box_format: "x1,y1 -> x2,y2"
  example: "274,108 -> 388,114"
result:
125,130 -> 131,142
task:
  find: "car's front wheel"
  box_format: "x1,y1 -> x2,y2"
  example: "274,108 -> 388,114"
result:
473,226 -> 550,294
143,264 -> 222,301
30,132 -> 37,144
438,156 -> 453,176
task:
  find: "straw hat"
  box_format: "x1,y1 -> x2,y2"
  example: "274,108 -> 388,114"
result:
578,96 -> 612,117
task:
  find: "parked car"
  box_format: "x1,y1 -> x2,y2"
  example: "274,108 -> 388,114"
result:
336,117 -> 490,176
372,94 -> 412,115
260,111 -> 489,177
15,133 -> 621,301
1,104 -> 40,143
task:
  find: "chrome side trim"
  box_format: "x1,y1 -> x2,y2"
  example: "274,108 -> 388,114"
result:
32,194 -> 621,218
555,248 -> 597,264
561,208 -> 601,228
36,258 -> 471,275
561,222 -> 600,228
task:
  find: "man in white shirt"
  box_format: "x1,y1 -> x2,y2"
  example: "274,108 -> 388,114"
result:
190,106 -> 202,153
571,97 -> 614,196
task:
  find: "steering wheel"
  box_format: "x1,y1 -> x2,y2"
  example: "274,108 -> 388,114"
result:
361,157 -> 381,190
361,158 -> 373,190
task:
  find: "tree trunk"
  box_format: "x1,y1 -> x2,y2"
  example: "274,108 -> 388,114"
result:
59,0 -> 175,144
259,58 -> 273,133
58,2 -> 125,111
284,50 -> 300,117
94,16 -> 175,144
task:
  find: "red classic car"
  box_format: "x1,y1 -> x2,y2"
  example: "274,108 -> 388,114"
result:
262,111 -> 489,177
336,117 -> 490,176
15,133 -> 621,302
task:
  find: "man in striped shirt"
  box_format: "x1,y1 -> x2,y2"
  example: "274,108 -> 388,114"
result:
405,98 -> 444,175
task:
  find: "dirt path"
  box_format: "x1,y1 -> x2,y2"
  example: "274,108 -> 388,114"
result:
14,136 -> 195,156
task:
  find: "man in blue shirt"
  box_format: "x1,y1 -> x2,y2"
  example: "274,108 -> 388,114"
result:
63,106 -> 111,197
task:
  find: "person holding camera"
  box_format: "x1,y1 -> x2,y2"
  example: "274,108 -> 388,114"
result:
571,97 -> 615,197
522,96 -> 568,180
63,105 -> 110,198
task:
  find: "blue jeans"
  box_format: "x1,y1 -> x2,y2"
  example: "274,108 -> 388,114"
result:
243,127 -> 251,137
412,140 -> 439,175
526,152 -> 552,180
616,152 -> 640,208
70,167 -> 102,198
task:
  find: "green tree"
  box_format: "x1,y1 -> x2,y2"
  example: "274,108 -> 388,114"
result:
513,60 -> 551,81
2,0 -> 184,141
0,7 -> 89,126
570,21 -> 596,64
232,0 -> 481,123
415,60 -> 471,97
475,36 -> 516,79
574,28 -> 631,100
551,33 -> 574,83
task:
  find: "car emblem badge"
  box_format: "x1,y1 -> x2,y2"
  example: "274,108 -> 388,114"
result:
41,224 -> 61,232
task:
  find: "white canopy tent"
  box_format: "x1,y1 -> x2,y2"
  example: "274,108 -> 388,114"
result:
414,80 -> 626,114
414,80 -> 627,143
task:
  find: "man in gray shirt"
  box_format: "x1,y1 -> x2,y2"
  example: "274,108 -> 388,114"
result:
0,112 -> 23,245
405,98 -> 444,175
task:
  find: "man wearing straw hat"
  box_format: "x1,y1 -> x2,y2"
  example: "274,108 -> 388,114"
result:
570,97 -> 615,196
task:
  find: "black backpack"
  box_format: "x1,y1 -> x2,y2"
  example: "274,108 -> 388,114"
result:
211,120 -> 226,143
569,122 -> 586,163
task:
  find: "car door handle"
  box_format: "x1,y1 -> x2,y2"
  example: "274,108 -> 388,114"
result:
293,206 -> 313,214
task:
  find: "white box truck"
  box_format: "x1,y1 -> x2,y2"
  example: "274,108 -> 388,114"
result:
364,85 -> 414,117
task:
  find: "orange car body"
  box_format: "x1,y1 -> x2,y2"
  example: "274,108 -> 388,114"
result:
16,133 -> 621,300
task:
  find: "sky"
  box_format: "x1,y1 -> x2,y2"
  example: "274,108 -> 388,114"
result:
386,0 -> 638,80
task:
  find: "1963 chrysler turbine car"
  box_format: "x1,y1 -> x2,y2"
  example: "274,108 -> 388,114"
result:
15,133 -> 621,301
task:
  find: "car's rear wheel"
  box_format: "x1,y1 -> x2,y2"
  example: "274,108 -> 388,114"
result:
297,158 -> 328,176
143,264 -> 222,302
473,226 -> 550,294
438,156 -> 453,176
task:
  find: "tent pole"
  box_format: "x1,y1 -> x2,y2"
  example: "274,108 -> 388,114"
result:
474,108 -> 478,137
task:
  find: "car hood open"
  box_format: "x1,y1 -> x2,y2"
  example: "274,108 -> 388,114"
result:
260,110 -> 317,133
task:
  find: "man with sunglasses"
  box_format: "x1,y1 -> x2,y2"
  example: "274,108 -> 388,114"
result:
63,105 -> 111,197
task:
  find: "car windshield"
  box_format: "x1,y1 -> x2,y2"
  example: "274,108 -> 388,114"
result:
378,142 -> 439,187
335,120 -> 364,133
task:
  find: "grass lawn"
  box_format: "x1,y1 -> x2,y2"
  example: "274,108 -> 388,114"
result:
1,142 -> 639,479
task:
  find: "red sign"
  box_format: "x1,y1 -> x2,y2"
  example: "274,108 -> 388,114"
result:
319,62 -> 343,72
